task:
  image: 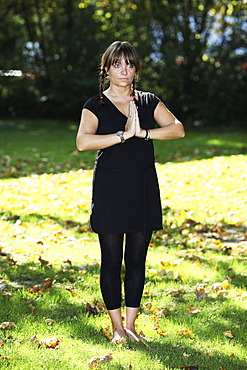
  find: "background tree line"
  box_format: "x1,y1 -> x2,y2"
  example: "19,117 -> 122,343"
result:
0,0 -> 246,126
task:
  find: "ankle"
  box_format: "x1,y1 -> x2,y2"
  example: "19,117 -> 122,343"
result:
113,327 -> 125,333
125,325 -> 135,331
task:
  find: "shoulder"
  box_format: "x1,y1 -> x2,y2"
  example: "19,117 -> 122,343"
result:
82,94 -> 101,118
83,94 -> 100,109
137,90 -> 161,108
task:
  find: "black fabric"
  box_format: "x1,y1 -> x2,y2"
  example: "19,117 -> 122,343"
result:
98,231 -> 152,310
83,90 -> 163,234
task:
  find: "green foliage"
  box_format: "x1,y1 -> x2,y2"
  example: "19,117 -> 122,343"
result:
0,0 -> 246,124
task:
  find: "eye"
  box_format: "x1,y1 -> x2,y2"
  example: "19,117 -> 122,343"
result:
113,63 -> 121,68
127,64 -> 134,68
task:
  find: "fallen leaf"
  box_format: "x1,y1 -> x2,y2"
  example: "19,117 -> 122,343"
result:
223,330 -> 235,339
177,328 -> 195,339
30,335 -> 38,342
156,307 -> 169,318
87,353 -> 113,366
186,306 -> 201,314
30,335 -> 61,349
45,318 -> 55,325
143,302 -> 152,309
195,289 -> 207,300
2,292 -> 13,299
64,285 -> 74,293
28,303 -> 38,314
38,256 -> 49,266
100,325 -> 113,341
43,278 -> 52,287
183,352 -> 191,358
86,301 -> 105,315
63,259 -> 72,265
28,285 -> 43,294
210,279 -> 230,291
6,256 -> 17,264
166,289 -> 186,297
156,329 -> 169,336
28,285 -> 39,293
0,322 -> 15,329
149,306 -> 159,314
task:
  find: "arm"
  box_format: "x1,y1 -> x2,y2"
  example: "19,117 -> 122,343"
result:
135,101 -> 185,140
76,108 -> 135,151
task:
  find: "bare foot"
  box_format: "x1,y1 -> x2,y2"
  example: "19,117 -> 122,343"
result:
125,328 -> 147,343
111,329 -> 127,344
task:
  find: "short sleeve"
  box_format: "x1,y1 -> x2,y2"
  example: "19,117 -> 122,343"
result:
137,91 -> 160,111
148,93 -> 160,111
83,95 -> 100,119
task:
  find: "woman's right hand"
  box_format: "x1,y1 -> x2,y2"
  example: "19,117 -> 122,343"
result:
124,101 -> 136,139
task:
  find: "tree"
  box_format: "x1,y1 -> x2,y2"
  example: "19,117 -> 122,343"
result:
0,0 -> 246,125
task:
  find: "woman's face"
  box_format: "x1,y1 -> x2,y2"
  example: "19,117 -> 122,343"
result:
106,55 -> 136,89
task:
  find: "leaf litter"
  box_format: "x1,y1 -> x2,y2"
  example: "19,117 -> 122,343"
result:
0,154 -> 247,368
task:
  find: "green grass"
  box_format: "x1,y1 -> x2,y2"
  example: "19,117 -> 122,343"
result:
0,119 -> 247,369
0,119 -> 246,178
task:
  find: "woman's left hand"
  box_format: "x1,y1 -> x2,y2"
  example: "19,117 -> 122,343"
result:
132,102 -> 145,138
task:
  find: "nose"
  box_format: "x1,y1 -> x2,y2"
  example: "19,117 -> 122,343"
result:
120,64 -> 127,75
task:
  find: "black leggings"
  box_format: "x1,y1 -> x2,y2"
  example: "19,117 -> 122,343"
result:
98,231 -> 152,310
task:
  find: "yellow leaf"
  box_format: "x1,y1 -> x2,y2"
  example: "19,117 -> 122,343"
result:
221,279 -> 230,289
181,229 -> 190,235
156,329 -> 169,336
149,306 -> 159,314
223,330 -> 235,339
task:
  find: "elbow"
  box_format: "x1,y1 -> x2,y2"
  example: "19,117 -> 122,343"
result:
76,142 -> 87,152
76,135 -> 88,151
179,129 -> 186,138
170,120 -> 185,139
176,123 -> 185,139
77,145 -> 85,152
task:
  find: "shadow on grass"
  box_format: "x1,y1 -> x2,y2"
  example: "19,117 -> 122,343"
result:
0,210 -> 91,233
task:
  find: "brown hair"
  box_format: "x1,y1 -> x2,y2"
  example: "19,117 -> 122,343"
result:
99,41 -> 140,104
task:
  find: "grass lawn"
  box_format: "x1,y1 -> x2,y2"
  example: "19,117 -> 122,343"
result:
0,119 -> 247,369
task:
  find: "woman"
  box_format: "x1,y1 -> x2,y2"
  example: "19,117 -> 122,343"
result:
76,41 -> 185,343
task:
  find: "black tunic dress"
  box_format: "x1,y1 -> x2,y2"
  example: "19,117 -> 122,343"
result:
83,91 -> 163,234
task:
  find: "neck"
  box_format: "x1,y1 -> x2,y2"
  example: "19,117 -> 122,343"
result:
106,85 -> 133,98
